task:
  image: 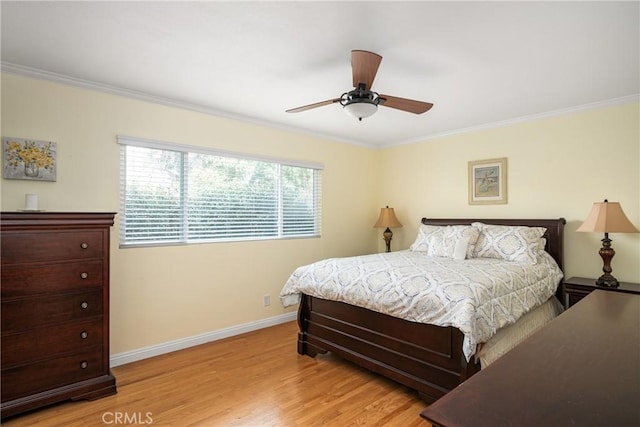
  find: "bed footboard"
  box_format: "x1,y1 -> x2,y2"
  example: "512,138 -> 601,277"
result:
297,294 -> 480,403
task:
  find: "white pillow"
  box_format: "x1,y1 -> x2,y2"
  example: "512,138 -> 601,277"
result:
453,236 -> 472,260
471,222 -> 547,264
409,225 -> 445,252
410,225 -> 479,259
538,237 -> 547,254
448,225 -> 480,259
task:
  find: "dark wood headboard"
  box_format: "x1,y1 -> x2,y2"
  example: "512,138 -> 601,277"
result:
421,218 -> 566,299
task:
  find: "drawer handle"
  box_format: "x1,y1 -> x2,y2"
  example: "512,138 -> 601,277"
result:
80,361 -> 88,369
80,301 -> 89,309
81,242 -> 89,249
80,272 -> 88,279
80,331 -> 88,339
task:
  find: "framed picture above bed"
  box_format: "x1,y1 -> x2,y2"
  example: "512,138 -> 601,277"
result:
468,157 -> 507,205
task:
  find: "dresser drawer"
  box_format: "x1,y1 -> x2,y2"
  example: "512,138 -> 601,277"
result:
1,347 -> 104,401
1,260 -> 103,297
1,230 -> 104,265
1,319 -> 104,367
1,290 -> 102,331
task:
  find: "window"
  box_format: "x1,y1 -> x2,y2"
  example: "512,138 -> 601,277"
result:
118,137 -> 322,247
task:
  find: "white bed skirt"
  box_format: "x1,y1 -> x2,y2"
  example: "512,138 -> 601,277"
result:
476,296 -> 564,368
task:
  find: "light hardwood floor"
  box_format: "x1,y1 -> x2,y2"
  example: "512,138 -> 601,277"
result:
3,321 -> 432,426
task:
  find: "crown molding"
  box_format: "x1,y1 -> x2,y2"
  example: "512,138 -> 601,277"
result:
3,62 -> 637,150
385,94 -> 640,148
1,62 -> 367,147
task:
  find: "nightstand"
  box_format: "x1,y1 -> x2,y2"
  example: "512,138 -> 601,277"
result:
563,276 -> 640,308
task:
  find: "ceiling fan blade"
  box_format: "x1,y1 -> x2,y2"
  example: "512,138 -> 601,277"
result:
352,50 -> 382,90
286,98 -> 341,113
379,94 -> 434,114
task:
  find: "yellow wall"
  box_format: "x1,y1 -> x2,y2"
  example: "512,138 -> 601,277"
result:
380,102 -> 640,283
0,74 -> 379,354
2,74 -> 639,359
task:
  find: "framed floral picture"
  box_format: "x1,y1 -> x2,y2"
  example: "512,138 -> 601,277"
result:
468,157 -> 507,205
3,137 -> 57,181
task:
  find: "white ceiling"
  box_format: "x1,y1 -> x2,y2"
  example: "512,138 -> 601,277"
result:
1,1 -> 638,148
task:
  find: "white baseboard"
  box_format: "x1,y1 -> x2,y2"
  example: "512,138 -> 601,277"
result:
110,312 -> 297,367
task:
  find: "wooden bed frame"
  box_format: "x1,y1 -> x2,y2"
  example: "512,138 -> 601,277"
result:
296,218 -> 566,403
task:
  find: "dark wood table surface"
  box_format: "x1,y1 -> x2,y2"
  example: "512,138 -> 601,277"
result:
421,290 -> 640,427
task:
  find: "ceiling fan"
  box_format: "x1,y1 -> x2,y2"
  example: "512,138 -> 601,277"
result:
286,50 -> 433,121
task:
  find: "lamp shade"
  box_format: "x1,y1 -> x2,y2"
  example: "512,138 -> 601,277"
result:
344,100 -> 377,120
374,206 -> 402,229
576,200 -> 639,233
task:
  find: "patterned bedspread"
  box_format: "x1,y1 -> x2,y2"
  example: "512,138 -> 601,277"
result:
280,250 -> 563,360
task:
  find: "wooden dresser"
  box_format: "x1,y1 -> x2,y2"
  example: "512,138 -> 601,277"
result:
421,291 -> 640,426
1,212 -> 117,419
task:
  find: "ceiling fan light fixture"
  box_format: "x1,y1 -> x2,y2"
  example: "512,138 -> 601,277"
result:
343,99 -> 378,121
286,50 -> 433,119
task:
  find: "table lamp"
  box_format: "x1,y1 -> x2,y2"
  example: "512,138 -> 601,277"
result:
374,206 -> 402,252
576,199 -> 639,287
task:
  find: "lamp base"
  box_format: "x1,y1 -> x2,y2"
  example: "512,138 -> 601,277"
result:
383,228 -> 393,253
596,274 -> 619,288
596,234 -> 619,287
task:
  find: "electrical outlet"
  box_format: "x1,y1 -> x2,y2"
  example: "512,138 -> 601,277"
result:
263,295 -> 271,307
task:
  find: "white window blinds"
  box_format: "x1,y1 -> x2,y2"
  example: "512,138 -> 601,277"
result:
118,137 -> 322,246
